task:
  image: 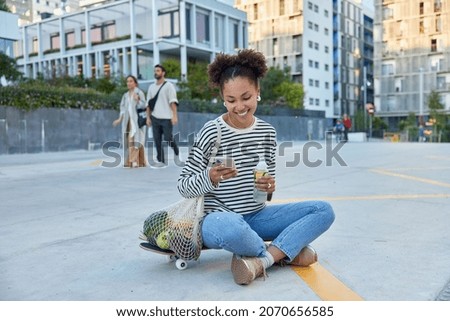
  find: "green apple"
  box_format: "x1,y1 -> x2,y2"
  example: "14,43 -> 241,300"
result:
156,231 -> 171,249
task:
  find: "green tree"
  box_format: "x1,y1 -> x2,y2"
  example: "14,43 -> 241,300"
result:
276,81 -> 304,109
0,52 -> 22,81
0,0 -> 11,12
260,67 -> 290,103
186,61 -> 215,100
161,59 -> 181,79
427,90 -> 448,142
399,112 -> 418,141
353,108 -> 366,132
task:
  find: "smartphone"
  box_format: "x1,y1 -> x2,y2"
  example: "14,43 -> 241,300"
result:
215,156 -> 235,168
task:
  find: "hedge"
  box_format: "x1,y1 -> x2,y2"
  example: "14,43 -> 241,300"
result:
0,83 -> 123,111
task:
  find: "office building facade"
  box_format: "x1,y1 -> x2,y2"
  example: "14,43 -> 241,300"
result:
0,10 -> 19,58
374,0 -> 450,124
15,0 -> 247,89
236,0 -> 374,119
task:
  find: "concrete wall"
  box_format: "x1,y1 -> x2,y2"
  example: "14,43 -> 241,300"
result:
0,106 -> 328,154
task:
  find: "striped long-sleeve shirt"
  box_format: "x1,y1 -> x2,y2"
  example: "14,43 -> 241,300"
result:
177,115 -> 277,215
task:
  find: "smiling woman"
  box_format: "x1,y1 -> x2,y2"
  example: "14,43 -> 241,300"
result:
176,49 -> 335,286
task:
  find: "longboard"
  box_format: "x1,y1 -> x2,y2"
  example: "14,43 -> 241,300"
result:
139,242 -> 176,256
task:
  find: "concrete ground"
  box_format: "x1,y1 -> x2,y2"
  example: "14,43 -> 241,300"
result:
0,140 -> 449,301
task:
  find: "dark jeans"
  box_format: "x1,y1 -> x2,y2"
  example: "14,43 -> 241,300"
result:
344,128 -> 349,141
151,116 -> 179,163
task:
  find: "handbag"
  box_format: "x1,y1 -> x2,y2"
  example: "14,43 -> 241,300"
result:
147,81 -> 167,111
141,120 -> 222,260
137,107 -> 147,128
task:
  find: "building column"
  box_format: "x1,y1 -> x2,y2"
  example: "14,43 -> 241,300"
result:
59,17 -> 65,56
113,48 -> 119,76
179,0 -> 188,81
224,16 -> 230,53
152,0 -> 160,64
122,47 -> 129,76
85,9 -> 92,78
97,51 -> 104,78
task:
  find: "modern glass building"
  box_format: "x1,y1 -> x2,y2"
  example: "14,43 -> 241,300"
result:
235,0 -> 374,119
374,0 -> 450,124
0,10 -> 19,59
15,0 -> 248,88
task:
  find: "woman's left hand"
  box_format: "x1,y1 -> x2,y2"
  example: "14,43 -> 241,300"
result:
255,175 -> 276,193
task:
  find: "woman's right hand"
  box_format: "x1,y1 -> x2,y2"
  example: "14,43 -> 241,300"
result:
209,163 -> 238,186
112,119 -> 120,127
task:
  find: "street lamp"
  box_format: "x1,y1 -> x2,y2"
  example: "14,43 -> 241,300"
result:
362,66 -> 373,139
419,67 -> 424,125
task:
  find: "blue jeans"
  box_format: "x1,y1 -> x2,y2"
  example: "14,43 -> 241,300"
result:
201,201 -> 335,261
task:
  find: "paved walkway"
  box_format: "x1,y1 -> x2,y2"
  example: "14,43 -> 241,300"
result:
0,141 -> 449,301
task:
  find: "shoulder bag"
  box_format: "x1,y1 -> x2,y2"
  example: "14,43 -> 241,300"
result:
147,81 -> 167,112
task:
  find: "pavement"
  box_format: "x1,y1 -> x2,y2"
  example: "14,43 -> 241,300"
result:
0,140 -> 449,301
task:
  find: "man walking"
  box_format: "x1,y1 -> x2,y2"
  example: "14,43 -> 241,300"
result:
146,64 -> 180,166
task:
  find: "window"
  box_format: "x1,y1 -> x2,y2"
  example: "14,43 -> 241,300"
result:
280,0 -> 285,16
314,24 -> 319,31
309,98 -> 314,105
325,82 -> 329,89
315,80 -> 319,87
215,16 -> 224,48
273,38 -> 279,55
308,40 -> 313,48
309,60 -> 313,67
253,3 -> 258,20
308,2 -> 313,10
196,11 -> 210,43
233,23 -> 239,49
159,9 -> 180,38
315,61 -> 319,69
324,9 -> 329,17
437,76 -> 446,89
90,21 -> 116,44
315,98 -> 320,105
382,63 -> 394,75
325,100 -> 330,107
65,31 -> 75,48
325,64 -> 329,71
324,28 -> 329,35
186,8 -> 191,41
103,21 -> 116,40
419,19 -> 424,33
309,79 -> 314,86
325,46 -> 329,53
32,37 -> 38,52
314,42 -> 319,50
314,5 -> 319,13
50,33 -> 60,49
436,15 -> 441,32
419,2 -> 424,15
431,39 -> 437,52
308,21 -> 313,29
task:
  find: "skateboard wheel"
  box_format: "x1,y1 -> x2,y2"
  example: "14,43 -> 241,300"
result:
175,259 -> 187,270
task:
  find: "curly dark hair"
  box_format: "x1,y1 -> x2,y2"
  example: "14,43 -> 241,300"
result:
208,49 -> 268,91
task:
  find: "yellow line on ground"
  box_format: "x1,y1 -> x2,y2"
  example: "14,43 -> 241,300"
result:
88,159 -> 103,166
292,263 -> 364,301
370,168 -> 450,188
272,193 -> 450,203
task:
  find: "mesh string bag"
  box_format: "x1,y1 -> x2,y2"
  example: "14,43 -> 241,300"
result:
142,196 -> 205,261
